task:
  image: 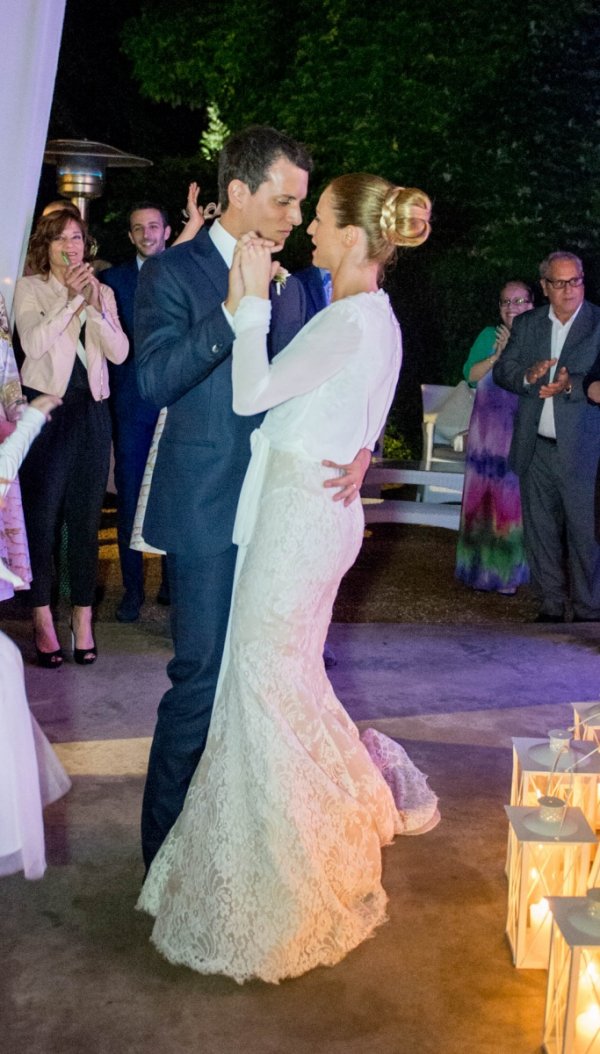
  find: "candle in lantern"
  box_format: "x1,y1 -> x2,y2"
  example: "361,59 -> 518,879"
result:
530,897 -> 551,940
505,806 -> 596,969
575,1004 -> 600,1050
578,960 -> 600,1005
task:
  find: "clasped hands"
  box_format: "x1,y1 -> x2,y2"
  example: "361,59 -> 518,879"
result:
525,358 -> 572,398
65,262 -> 102,312
225,232 -> 283,316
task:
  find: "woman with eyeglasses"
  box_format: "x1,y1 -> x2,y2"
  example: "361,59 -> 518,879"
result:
456,281 -> 533,594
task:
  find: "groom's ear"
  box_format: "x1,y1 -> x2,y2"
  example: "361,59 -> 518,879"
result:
227,179 -> 250,212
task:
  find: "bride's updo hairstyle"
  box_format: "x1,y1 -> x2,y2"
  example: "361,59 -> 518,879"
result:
328,173 -> 431,271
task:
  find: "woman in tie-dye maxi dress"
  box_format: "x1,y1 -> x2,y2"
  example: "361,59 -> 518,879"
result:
456,282 -> 533,594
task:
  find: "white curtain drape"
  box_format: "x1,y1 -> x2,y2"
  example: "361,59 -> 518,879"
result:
0,0 -> 66,314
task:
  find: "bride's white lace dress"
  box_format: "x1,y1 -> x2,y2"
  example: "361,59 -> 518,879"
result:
0,407 -> 71,879
138,291 -> 439,982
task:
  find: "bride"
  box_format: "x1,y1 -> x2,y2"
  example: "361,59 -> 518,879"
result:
138,172 -> 439,983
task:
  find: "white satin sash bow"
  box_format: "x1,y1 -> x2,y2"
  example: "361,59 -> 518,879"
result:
232,428 -> 270,548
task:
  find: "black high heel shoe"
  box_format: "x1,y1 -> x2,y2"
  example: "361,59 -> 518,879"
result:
33,633 -> 64,669
70,621 -> 98,665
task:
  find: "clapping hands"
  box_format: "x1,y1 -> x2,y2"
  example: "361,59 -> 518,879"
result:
525,358 -> 557,386
494,323 -> 511,355
65,261 -> 101,311
524,358 -> 572,398
539,365 -> 572,399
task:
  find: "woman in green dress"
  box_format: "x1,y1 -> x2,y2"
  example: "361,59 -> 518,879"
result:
455,281 -> 533,593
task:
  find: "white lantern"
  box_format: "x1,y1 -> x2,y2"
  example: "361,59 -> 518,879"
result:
505,804 -> 596,969
573,705 -> 600,750
543,891 -> 600,1053
510,736 -> 600,833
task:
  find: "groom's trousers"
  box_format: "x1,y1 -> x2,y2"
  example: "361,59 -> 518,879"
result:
141,544 -> 237,870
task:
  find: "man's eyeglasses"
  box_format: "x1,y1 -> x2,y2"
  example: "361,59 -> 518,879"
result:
499,297 -> 532,307
543,276 -> 584,289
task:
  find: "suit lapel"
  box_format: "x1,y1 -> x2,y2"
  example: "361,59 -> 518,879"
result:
188,228 -> 229,299
536,309 -> 552,354
558,301 -> 592,366
184,230 -> 298,361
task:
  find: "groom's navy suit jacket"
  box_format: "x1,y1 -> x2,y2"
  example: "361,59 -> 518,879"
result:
294,265 -> 328,321
134,226 -> 306,556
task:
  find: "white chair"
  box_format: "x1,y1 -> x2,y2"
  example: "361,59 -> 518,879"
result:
421,384 -> 456,467
420,383 -> 473,502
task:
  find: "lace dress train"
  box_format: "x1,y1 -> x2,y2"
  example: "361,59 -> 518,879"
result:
0,631 -> 71,879
138,448 -> 438,983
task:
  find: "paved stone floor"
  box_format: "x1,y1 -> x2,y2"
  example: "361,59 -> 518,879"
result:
2,518 -> 599,1053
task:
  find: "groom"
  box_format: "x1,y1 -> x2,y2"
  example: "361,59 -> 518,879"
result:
135,126 -> 369,869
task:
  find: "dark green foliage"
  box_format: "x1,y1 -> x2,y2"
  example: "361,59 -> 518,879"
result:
46,0 -> 600,447
120,0 -> 600,377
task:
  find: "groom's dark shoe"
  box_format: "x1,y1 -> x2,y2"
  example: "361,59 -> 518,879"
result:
116,591 -> 144,623
534,611 -> 565,623
156,555 -> 170,605
156,580 -> 170,606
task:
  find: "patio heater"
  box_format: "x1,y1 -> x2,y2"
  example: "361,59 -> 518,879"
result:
43,139 -> 152,219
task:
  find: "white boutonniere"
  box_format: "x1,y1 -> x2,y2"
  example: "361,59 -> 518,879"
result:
273,267 -> 290,296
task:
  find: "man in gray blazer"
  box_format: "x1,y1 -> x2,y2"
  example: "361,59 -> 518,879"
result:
135,127 -> 369,868
494,251 -> 600,622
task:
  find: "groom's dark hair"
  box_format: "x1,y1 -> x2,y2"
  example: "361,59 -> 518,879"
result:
218,125 -> 313,210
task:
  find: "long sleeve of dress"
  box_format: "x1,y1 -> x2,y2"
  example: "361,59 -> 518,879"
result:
232,296 -> 361,416
85,286 -> 129,363
0,407 -> 45,499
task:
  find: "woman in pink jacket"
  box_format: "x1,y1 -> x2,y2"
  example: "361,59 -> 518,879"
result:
14,210 -> 128,667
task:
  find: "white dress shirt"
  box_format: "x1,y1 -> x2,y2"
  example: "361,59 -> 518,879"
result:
209,218 -> 236,267
537,303 -> 582,438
